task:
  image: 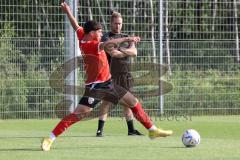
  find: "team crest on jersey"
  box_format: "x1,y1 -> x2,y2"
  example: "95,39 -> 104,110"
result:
88,97 -> 95,104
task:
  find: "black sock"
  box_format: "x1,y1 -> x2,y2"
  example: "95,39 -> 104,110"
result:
97,120 -> 105,133
127,119 -> 135,133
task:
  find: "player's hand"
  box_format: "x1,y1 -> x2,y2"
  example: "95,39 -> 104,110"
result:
127,36 -> 141,43
61,2 -> 70,13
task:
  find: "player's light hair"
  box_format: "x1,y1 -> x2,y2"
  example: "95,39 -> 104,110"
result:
110,11 -> 122,22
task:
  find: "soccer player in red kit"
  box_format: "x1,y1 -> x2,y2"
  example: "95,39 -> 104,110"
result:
41,2 -> 173,151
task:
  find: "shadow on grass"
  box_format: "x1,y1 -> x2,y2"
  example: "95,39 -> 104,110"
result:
0,146 -> 186,152
0,135 -> 98,139
0,143 -> 186,152
0,148 -> 41,152
51,145 -> 187,150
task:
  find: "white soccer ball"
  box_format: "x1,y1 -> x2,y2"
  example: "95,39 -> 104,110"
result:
182,129 -> 200,147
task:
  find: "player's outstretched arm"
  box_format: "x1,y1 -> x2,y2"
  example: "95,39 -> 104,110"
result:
61,2 -> 80,31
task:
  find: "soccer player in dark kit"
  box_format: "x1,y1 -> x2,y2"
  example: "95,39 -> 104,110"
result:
96,11 -> 143,137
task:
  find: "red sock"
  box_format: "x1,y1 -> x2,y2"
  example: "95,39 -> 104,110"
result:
130,102 -> 153,129
52,113 -> 80,137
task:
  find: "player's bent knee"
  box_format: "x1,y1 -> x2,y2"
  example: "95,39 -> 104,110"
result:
119,91 -> 139,107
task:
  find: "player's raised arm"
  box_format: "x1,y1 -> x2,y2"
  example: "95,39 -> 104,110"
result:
61,2 -> 80,31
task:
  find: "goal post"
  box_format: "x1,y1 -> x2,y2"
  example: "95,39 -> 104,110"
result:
64,0 -> 80,113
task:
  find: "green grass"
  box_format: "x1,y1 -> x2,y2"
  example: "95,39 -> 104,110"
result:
0,116 -> 240,160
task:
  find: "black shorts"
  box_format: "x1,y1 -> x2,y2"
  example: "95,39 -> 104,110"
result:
112,72 -> 133,92
79,80 -> 127,108
78,96 -> 101,108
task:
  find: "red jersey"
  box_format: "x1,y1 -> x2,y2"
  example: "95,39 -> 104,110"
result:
76,27 -> 111,84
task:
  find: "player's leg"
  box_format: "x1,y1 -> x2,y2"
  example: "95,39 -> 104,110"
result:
122,106 -> 144,136
51,104 -> 92,138
113,73 -> 143,135
123,107 -> 144,136
119,91 -> 173,139
119,91 -> 152,129
41,95 -> 101,151
88,80 -> 172,139
96,100 -> 112,137
41,104 -> 92,151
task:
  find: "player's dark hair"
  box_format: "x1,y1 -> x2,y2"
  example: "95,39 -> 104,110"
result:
83,20 -> 102,34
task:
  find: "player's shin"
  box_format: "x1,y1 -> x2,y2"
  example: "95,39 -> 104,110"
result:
130,102 -> 154,129
51,113 -> 81,138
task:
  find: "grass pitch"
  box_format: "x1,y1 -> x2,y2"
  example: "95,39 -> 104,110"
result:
0,116 -> 239,160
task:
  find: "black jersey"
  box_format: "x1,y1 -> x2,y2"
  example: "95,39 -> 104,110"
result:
101,32 -> 130,76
